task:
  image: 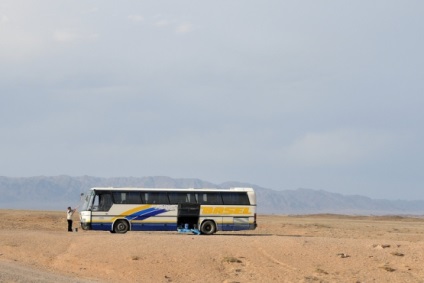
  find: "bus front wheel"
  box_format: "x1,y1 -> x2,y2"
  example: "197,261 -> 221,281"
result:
114,220 -> 129,234
200,220 -> 216,235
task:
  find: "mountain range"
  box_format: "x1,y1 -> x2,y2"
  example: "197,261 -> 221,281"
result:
1,175 -> 423,215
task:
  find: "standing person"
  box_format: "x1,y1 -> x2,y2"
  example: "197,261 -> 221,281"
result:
67,206 -> 76,232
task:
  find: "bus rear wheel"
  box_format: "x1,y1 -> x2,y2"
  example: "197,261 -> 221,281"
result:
114,220 -> 129,234
200,220 -> 216,235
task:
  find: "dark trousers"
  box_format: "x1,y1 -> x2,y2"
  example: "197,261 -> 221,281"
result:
67,220 -> 73,232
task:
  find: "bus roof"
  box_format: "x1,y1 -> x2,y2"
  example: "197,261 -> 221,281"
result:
88,187 -> 254,192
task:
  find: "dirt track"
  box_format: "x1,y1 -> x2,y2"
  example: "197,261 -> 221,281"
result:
0,259 -> 98,283
1,210 -> 424,282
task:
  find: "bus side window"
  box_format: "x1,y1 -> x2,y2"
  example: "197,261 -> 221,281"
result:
209,193 -> 223,205
186,193 -> 196,203
98,192 -> 113,211
168,192 -> 186,204
146,192 -> 169,204
222,193 -> 249,205
127,192 -> 142,204
197,193 -> 223,205
196,193 -> 208,204
112,192 -> 122,204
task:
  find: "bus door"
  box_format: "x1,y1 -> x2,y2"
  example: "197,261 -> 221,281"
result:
177,203 -> 200,229
91,191 -> 113,230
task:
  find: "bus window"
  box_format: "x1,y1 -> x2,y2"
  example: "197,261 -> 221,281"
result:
186,193 -> 196,203
221,192 -> 250,205
112,192 -> 122,204
169,192 -> 185,204
113,192 -> 143,204
93,191 -> 113,211
145,192 -> 169,204
126,192 -> 142,204
196,192 -> 223,205
169,192 -> 197,204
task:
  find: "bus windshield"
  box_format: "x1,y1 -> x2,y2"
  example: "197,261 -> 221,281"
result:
80,190 -> 94,211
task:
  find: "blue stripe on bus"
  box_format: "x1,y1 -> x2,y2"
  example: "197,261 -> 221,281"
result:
91,222 -> 256,232
125,208 -> 168,221
91,222 -> 177,231
91,222 -> 113,230
131,223 -> 178,231
218,224 -> 256,231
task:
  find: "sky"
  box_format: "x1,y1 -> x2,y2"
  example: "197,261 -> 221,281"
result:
1,1 -> 423,200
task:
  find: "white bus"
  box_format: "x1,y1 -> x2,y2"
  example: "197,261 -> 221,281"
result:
79,187 -> 257,235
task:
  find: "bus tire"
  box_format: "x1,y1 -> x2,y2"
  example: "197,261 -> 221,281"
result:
114,220 -> 129,234
81,223 -> 90,230
200,220 -> 216,235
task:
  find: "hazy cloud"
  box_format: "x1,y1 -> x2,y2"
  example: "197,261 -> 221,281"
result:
153,19 -> 169,27
176,22 -> 193,34
128,14 -> 144,23
53,30 -> 79,43
285,130 -> 396,167
1,15 -> 10,23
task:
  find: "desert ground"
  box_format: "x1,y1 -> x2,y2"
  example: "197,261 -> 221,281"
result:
0,210 -> 424,283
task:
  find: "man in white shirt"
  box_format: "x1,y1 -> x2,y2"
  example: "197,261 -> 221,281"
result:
67,207 -> 76,232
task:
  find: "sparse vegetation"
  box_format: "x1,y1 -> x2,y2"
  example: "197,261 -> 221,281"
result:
315,268 -> 329,274
223,256 -> 242,263
381,266 -> 396,272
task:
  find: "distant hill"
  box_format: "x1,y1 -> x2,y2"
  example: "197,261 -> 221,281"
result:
1,176 -> 423,215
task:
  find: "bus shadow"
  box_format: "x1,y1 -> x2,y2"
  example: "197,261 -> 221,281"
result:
215,233 -> 312,237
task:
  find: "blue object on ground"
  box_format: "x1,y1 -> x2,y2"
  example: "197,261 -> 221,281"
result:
177,228 -> 201,235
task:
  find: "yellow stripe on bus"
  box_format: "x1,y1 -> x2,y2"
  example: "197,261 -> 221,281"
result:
120,205 -> 152,216
201,207 -> 251,215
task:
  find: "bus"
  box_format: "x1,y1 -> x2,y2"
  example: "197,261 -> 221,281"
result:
79,187 -> 257,235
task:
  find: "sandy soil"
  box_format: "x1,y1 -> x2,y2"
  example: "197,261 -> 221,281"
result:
0,210 -> 424,282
